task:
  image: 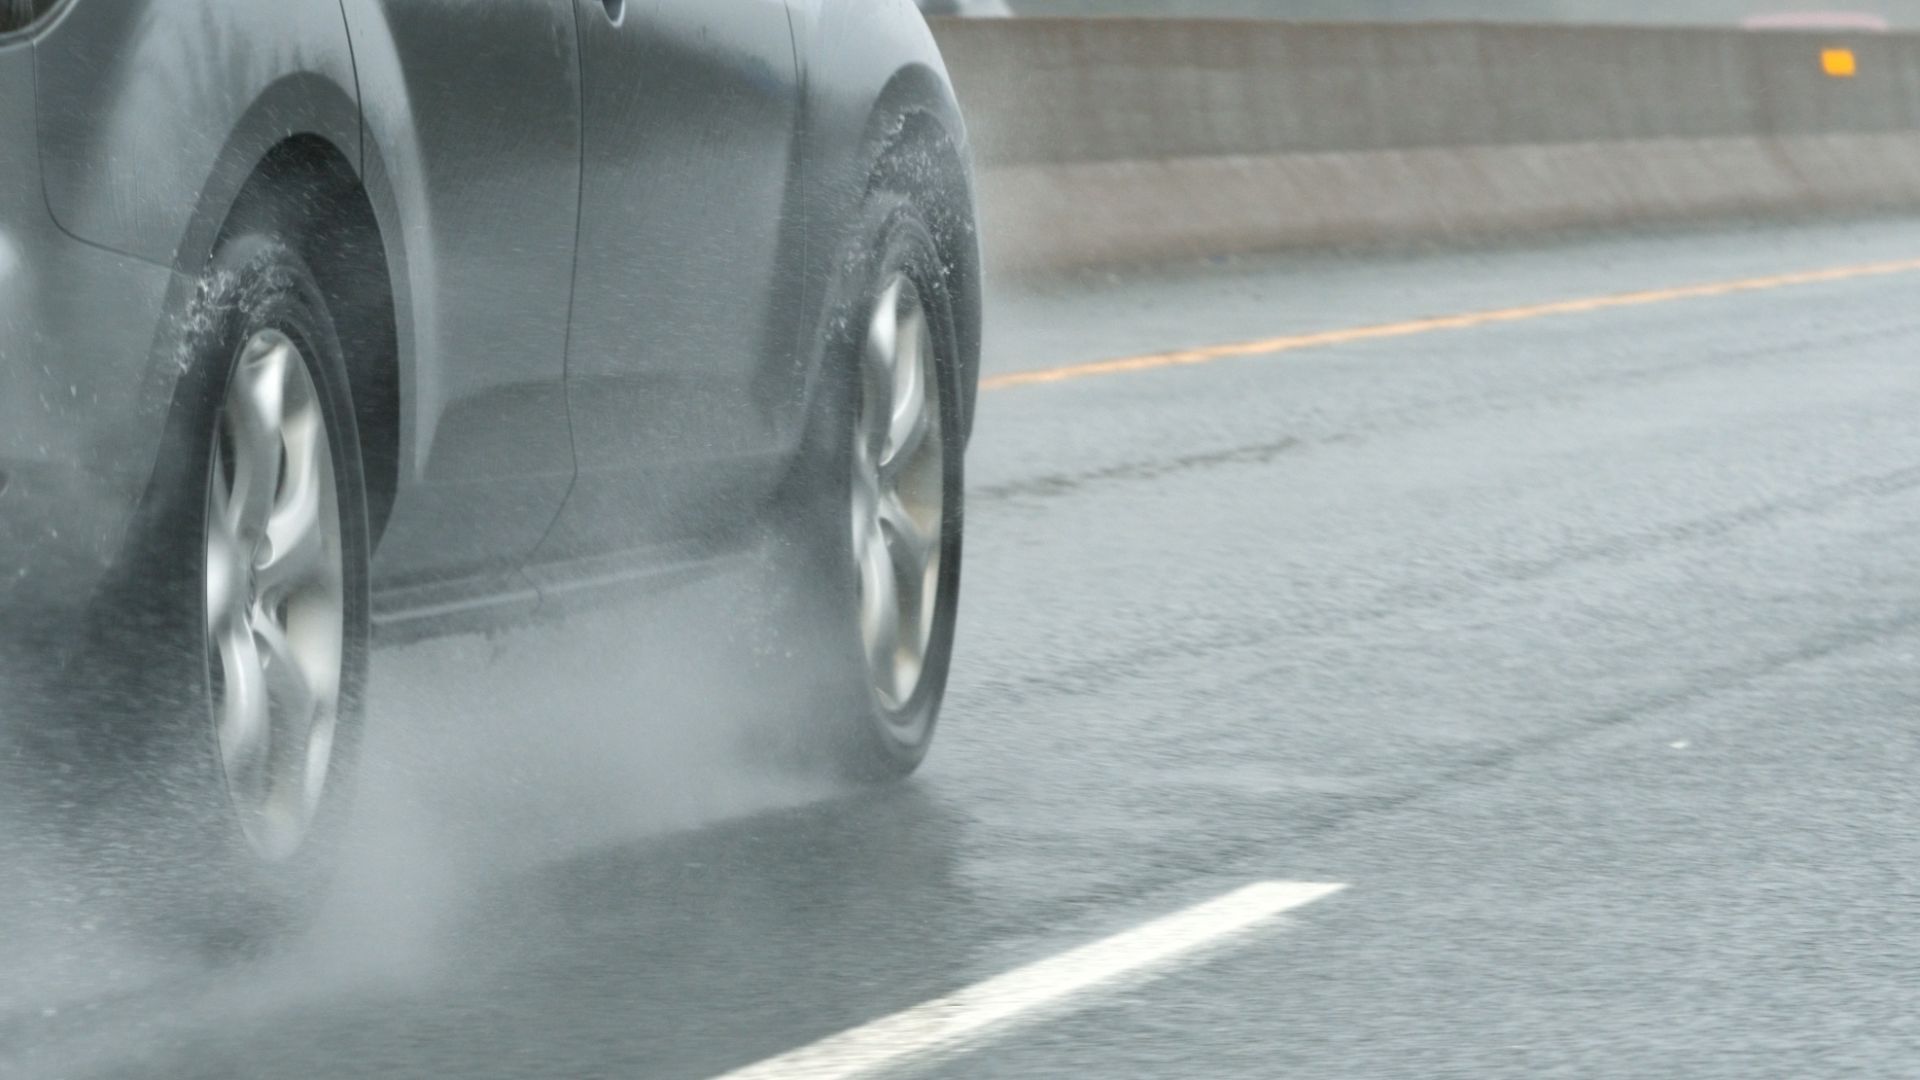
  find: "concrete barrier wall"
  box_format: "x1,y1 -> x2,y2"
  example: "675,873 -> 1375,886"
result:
931,18 -> 1920,270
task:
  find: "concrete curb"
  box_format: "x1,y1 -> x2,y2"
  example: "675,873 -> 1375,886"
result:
933,19 -> 1920,271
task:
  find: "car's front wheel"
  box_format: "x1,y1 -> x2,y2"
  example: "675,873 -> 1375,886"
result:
799,192 -> 966,780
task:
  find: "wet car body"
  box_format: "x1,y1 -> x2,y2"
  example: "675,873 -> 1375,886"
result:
2,0 -> 979,647
0,0 -> 981,933
914,0 -> 1016,15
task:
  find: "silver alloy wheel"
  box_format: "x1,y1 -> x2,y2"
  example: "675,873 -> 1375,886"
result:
203,329 -> 345,862
852,274 -> 946,718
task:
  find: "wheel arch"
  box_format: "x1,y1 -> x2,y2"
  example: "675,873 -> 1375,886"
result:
859,65 -> 983,445
214,135 -> 402,547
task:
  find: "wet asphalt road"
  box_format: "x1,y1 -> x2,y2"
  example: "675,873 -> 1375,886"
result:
8,217 -> 1920,1078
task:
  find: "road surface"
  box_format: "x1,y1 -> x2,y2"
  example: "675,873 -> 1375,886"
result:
7,216 -> 1920,1078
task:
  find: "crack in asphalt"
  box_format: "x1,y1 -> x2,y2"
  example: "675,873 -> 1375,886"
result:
978,600 -> 1920,932
972,317 -> 1917,509
958,458 -> 1920,715
972,437 -> 1305,503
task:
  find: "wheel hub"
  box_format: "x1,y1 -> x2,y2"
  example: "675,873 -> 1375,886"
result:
203,329 -> 344,861
852,274 -> 946,716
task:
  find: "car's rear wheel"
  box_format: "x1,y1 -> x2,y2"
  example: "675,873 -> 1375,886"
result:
795,192 -> 965,780
45,235 -> 370,948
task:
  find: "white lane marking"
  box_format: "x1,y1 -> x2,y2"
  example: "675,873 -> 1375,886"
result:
709,879 -> 1347,1080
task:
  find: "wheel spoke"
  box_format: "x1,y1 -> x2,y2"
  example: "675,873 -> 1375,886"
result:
880,485 -> 939,679
208,434 -> 242,538
224,338 -> 293,539
205,495 -> 250,640
857,515 -> 902,697
862,279 -> 903,462
214,621 -> 271,801
877,487 -> 938,587
256,617 -> 320,753
256,407 -> 329,599
280,599 -> 343,719
881,304 -> 930,475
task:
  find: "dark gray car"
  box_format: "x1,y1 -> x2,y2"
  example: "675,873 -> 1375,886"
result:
916,0 -> 1015,14
0,0 -> 980,940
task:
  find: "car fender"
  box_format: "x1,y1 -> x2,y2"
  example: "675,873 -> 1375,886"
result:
27,1 -> 364,511
34,0 -> 362,272
791,0 -> 981,443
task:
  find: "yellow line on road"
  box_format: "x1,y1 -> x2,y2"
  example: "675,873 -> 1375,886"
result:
979,256 -> 1920,392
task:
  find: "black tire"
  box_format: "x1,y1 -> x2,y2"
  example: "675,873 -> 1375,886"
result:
786,191 -> 966,781
37,234 -> 371,951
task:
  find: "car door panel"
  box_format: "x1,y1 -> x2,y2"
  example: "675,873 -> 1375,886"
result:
537,0 -> 805,564
340,0 -> 583,592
